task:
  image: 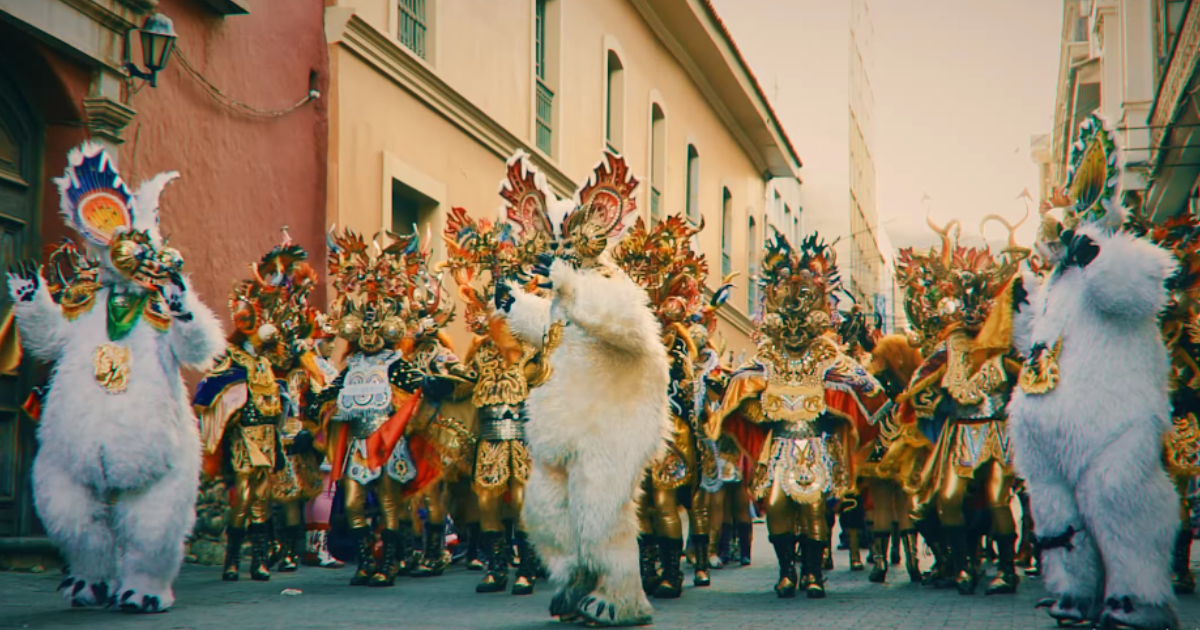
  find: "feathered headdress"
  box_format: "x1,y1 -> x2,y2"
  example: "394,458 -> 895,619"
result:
1040,114 -> 1125,241
54,142 -> 184,290
896,212 -> 1024,340
230,229 -> 320,354
752,228 -> 839,346
325,227 -> 416,352
501,149 -> 639,265
611,215 -> 731,332
443,207 -> 528,335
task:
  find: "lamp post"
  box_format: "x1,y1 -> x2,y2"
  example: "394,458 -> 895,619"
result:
124,13 -> 177,88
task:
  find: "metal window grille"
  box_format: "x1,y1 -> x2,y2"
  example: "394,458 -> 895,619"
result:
399,0 -> 427,59
536,80 -> 553,155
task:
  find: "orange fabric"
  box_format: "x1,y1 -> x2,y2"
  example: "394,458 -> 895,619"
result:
403,433 -> 443,498
366,389 -> 424,470
329,423 -> 350,484
202,450 -> 223,479
20,392 -> 39,422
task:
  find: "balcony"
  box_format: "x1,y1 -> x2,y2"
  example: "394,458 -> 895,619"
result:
536,80 -> 553,155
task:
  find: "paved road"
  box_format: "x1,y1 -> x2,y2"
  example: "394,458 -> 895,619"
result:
1,526 -> 1197,630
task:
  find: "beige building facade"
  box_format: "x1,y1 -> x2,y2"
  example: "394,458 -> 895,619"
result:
324,0 -> 801,357
1048,0 -> 1200,222
1048,1 -> 1155,206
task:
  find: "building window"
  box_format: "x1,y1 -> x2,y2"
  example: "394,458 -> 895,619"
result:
392,178 -> 438,237
748,215 -> 759,312
398,0 -> 429,59
686,145 -> 700,225
783,205 -> 792,242
721,188 -> 733,276
650,103 -> 666,222
605,50 -> 625,153
534,0 -> 558,156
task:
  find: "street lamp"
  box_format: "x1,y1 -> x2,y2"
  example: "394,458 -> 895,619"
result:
124,13 -> 177,88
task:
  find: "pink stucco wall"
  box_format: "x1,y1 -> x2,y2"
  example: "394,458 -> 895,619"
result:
39,0 -> 330,321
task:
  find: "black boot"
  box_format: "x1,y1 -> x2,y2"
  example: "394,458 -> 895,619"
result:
512,531 -> 538,595
868,532 -> 889,583
692,534 -> 711,587
890,524 -> 902,565
945,526 -> 976,595
475,531 -> 510,593
350,526 -> 376,586
736,521 -> 753,566
465,522 -> 485,571
901,530 -> 922,583
716,525 -> 733,566
848,529 -> 865,571
277,525 -> 300,573
654,538 -> 684,598
802,538 -> 826,599
222,527 -> 245,581
248,523 -> 272,581
1174,527 -> 1195,594
370,529 -> 403,587
266,517 -> 282,568
986,534 -> 1019,595
396,523 -> 416,575
769,533 -> 798,598
412,523 -> 447,577
638,534 -> 659,595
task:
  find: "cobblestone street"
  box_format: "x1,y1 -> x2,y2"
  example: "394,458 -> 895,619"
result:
2,526 -> 1198,630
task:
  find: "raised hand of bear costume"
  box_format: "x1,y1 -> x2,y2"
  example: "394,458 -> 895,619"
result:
493,151 -> 669,627
1008,115 -> 1181,630
8,143 -> 224,613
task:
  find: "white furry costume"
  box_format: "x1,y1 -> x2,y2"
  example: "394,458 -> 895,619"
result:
494,151 -> 669,626
1008,116 -> 1180,629
9,143 -> 224,613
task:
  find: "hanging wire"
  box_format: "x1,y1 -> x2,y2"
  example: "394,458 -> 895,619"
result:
174,48 -> 318,119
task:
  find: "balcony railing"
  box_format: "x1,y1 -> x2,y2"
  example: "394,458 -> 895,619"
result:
536,80 -> 553,155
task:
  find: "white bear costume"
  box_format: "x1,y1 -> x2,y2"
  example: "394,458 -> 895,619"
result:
9,143 -> 224,613
493,151 -> 669,626
1008,116 -> 1180,630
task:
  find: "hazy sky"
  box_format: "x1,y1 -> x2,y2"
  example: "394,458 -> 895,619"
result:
711,0 -> 1063,252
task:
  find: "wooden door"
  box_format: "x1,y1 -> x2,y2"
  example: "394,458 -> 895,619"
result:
0,64 -> 41,537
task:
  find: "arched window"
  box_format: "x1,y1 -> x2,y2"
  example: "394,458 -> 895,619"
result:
605,50 -> 625,153
685,144 -> 700,224
650,103 -> 665,222
721,187 -> 733,276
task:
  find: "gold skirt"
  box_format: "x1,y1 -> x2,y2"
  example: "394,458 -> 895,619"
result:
753,435 -> 849,505
272,451 -> 323,502
229,424 -> 277,473
473,439 -> 531,494
916,418 -> 1012,504
1165,413 -> 1200,479
651,415 -> 696,490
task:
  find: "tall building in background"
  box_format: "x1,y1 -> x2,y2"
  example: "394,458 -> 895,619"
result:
1048,0 -> 1200,222
848,0 -> 887,328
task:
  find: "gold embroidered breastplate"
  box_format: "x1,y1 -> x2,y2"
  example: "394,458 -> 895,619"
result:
942,334 -> 1007,406
759,339 -> 838,425
230,347 -> 283,419
472,342 -> 534,407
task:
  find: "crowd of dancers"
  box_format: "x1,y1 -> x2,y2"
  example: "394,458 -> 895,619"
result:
8,112 -> 1198,629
